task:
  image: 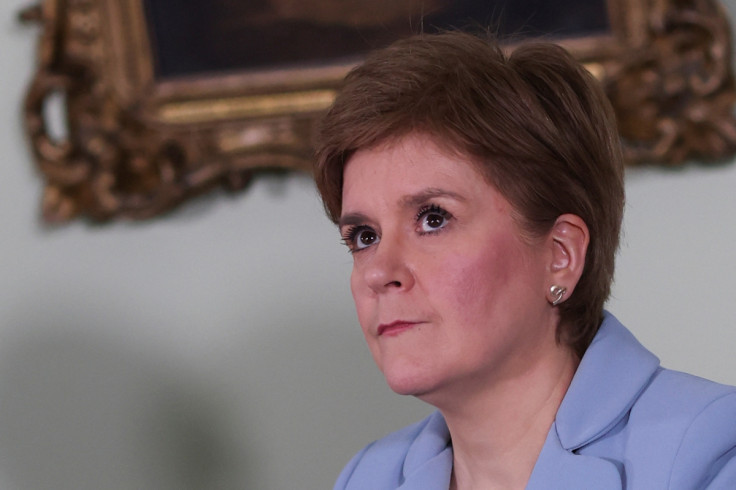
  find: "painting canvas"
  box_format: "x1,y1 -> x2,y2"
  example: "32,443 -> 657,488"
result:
144,0 -> 611,79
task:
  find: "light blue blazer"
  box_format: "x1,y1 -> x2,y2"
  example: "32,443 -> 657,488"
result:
334,313 -> 736,489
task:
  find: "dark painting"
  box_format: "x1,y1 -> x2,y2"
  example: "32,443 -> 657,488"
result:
143,0 -> 610,80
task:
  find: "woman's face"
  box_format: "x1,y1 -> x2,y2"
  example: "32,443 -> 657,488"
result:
339,133 -> 563,405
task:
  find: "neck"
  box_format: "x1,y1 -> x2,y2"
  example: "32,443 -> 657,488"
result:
439,342 -> 578,490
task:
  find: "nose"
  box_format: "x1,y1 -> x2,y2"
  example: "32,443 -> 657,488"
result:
360,236 -> 415,294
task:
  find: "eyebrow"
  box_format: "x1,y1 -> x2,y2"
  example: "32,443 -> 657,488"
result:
338,212 -> 370,229
339,187 -> 465,228
399,188 -> 466,208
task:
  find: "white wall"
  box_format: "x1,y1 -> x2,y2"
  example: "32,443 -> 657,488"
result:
1,1 -> 735,489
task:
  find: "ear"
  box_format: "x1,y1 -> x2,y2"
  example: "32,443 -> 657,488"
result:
546,214 -> 589,304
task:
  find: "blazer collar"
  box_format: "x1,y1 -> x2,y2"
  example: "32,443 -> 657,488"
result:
399,411 -> 452,490
554,311 -> 660,450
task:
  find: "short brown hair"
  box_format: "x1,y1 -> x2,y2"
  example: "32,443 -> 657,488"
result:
314,31 -> 624,357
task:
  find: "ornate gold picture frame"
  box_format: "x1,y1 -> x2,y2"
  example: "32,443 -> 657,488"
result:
21,0 -> 736,222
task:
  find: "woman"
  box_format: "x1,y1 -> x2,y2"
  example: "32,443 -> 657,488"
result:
314,32 -> 736,489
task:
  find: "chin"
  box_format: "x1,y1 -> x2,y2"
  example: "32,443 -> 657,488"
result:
382,368 -> 438,398
385,379 -> 421,397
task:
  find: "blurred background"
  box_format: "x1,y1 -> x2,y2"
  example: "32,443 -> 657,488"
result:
1,0 -> 736,488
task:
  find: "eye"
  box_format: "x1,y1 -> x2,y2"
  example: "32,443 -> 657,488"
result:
416,204 -> 451,234
341,225 -> 380,252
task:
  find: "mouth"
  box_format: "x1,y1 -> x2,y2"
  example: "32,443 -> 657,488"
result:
377,321 -> 421,337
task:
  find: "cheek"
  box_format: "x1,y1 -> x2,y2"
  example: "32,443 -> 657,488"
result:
435,240 -> 521,320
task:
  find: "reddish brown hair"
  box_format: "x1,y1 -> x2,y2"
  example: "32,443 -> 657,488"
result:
314,31 -> 624,356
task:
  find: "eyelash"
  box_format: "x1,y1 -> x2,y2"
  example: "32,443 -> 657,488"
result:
340,203 -> 453,253
415,204 -> 452,234
341,225 -> 375,254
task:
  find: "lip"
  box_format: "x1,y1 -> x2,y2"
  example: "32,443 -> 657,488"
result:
377,321 -> 421,337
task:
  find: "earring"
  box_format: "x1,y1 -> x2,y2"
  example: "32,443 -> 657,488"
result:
549,285 -> 567,306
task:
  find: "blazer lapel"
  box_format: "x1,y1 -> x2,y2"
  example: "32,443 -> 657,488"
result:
526,423 -> 622,490
395,420 -> 622,490
398,411 -> 453,490
397,448 -> 453,490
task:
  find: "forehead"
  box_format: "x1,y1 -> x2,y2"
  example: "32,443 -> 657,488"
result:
341,134 -> 503,213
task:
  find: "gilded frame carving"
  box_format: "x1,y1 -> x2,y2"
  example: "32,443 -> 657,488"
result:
21,0 -> 736,222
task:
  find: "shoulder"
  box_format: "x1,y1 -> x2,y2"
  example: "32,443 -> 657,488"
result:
564,313 -> 736,487
636,369 -> 736,488
639,367 -> 736,413
333,412 -> 451,490
574,366 -> 736,488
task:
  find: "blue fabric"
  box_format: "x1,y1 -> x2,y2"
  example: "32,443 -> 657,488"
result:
334,312 -> 736,489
